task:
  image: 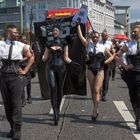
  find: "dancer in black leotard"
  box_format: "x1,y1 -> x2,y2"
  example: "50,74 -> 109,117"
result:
42,27 -> 80,125
77,24 -> 113,122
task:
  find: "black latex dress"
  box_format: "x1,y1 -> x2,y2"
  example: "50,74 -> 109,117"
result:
46,37 -> 67,125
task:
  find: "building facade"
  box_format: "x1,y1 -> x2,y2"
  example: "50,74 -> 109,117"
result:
25,0 -> 115,38
0,0 -> 115,38
85,0 -> 115,38
24,0 -> 80,31
114,20 -> 125,35
114,6 -> 130,38
0,0 -> 24,34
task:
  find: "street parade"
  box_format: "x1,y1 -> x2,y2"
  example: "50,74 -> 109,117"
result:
0,0 -> 140,140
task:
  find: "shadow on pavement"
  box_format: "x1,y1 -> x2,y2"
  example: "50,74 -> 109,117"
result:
62,113 -> 133,130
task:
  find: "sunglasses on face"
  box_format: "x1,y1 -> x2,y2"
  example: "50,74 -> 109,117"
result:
92,36 -> 99,38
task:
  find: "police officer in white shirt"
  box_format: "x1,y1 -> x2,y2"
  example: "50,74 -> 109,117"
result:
116,25 -> 140,132
0,25 -> 34,140
100,30 -> 113,102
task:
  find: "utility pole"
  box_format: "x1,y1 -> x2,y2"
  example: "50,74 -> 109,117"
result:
20,0 -> 23,33
30,6 -> 33,45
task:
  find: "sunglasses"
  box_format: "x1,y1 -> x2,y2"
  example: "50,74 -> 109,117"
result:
92,36 -> 99,38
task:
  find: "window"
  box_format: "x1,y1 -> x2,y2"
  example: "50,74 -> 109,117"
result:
33,14 -> 36,20
32,4 -> 36,9
38,3 -> 45,9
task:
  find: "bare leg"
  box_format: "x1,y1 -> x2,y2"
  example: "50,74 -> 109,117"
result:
93,70 -> 104,116
87,70 -> 96,114
87,69 -> 104,117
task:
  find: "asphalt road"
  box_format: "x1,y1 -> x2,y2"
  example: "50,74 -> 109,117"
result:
0,69 -> 139,140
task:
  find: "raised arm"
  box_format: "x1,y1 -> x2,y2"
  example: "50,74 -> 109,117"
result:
77,24 -> 88,47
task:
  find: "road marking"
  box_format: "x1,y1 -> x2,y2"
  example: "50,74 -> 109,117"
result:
0,104 -> 2,107
49,95 -> 66,114
114,101 -> 140,140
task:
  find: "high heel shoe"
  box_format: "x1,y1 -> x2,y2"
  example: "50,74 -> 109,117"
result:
91,113 -> 99,122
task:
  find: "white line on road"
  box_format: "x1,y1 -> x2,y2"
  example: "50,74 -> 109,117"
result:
0,104 -> 2,107
114,101 -> 140,140
49,95 -> 66,114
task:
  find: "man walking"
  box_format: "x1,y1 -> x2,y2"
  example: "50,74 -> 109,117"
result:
0,25 -> 34,140
100,30 -> 113,101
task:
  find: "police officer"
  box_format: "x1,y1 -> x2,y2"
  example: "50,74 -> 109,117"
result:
116,25 -> 140,132
100,30 -> 113,101
0,25 -> 34,139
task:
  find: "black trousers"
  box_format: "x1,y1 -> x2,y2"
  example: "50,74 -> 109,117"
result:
102,63 -> 111,96
47,65 -> 66,115
0,74 -> 22,129
111,60 -> 116,79
126,71 -> 140,107
22,71 -> 32,102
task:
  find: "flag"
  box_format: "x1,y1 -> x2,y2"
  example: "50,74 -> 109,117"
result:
72,5 -> 88,24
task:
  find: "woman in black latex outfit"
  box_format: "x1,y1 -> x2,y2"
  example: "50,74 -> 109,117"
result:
42,27 -> 79,125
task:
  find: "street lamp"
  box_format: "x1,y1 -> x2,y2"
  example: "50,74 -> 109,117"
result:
20,0 -> 23,33
30,6 -> 33,45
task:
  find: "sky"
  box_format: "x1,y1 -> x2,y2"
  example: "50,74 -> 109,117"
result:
110,0 -> 140,23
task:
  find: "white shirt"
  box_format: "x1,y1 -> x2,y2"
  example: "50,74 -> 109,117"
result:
0,40 -> 25,60
100,40 -> 112,50
121,53 -> 127,65
87,42 -> 106,54
126,41 -> 137,55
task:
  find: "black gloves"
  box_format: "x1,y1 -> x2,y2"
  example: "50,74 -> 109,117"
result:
69,61 -> 81,76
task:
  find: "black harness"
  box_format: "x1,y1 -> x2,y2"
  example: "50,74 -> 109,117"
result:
1,41 -> 20,74
87,52 -> 105,72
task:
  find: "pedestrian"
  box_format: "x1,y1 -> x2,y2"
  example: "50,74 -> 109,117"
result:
42,27 -> 80,125
115,25 -> 140,132
110,39 -> 119,81
77,24 -> 113,122
19,34 -> 34,105
100,30 -> 113,102
0,25 -> 34,139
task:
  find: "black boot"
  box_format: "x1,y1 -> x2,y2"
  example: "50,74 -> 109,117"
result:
7,129 -> 14,138
27,97 -> 32,104
27,83 -> 32,104
136,119 -> 140,131
131,103 -> 136,123
101,95 -> 107,102
54,109 -> 59,126
13,125 -> 21,140
22,99 -> 26,107
135,108 -> 140,132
